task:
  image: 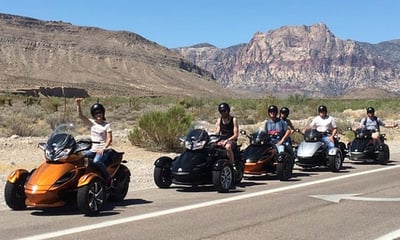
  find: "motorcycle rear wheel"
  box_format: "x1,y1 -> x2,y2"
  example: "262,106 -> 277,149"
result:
377,144 -> 390,165
108,165 -> 130,202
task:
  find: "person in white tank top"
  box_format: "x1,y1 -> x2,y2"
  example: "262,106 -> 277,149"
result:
76,98 -> 113,186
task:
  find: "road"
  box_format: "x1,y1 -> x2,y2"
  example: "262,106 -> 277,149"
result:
1,154 -> 400,240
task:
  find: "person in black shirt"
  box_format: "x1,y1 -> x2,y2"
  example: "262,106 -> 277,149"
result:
215,102 -> 239,166
279,107 -> 295,157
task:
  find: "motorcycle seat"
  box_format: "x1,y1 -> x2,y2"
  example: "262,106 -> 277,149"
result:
87,149 -> 124,166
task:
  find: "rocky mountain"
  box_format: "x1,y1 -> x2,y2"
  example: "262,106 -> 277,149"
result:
0,13 -> 233,98
176,23 -> 400,98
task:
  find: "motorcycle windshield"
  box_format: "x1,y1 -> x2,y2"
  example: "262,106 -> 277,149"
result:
355,128 -> 372,139
44,123 -> 77,161
185,129 -> 210,142
350,138 -> 373,152
182,129 -> 211,150
242,145 -> 273,162
249,130 -> 271,145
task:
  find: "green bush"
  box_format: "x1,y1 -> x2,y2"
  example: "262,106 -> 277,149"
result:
128,105 -> 193,151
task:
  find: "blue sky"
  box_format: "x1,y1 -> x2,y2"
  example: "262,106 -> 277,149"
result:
1,0 -> 399,48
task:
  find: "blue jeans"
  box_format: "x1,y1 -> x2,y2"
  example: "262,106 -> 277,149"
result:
271,137 -> 286,154
84,149 -> 111,179
322,136 -> 335,150
284,141 -> 294,157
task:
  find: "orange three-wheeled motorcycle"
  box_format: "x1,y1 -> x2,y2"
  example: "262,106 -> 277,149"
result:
240,130 -> 294,181
4,123 -> 131,216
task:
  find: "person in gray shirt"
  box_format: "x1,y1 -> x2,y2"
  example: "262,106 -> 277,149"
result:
359,107 -> 397,144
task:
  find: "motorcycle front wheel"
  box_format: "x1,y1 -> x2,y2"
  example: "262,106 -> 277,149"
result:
327,152 -> 342,172
276,152 -> 293,181
77,177 -> 106,216
108,165 -> 130,202
212,164 -> 233,193
154,166 -> 172,188
4,172 -> 29,210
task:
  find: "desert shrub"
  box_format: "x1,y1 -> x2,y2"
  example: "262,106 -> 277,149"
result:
128,105 -> 192,151
40,97 -> 63,112
5,113 -> 35,136
178,97 -> 205,109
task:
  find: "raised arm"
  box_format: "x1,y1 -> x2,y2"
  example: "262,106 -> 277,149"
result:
75,98 -> 91,126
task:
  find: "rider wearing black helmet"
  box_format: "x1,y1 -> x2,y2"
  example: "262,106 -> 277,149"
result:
280,107 -> 294,132
265,105 -> 291,153
90,103 -> 106,120
215,102 -> 239,170
308,105 -> 337,150
218,102 -> 230,114
360,106 -> 398,144
76,98 -> 113,186
279,107 -> 295,156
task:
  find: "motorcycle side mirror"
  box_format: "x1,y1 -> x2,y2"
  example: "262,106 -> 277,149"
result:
178,136 -> 186,142
38,142 -> 46,150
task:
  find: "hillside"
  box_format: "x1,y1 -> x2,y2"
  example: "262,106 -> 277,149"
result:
0,13 -> 236,98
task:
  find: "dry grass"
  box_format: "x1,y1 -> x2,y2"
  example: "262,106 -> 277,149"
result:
1,95 -> 399,143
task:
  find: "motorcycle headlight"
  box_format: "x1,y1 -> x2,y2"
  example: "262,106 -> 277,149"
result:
185,140 -> 207,150
45,148 -> 72,161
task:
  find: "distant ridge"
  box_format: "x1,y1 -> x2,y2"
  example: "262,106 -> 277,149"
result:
177,23 -> 400,98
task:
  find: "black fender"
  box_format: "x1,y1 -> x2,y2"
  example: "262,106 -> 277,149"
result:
276,153 -> 285,163
327,147 -> 340,156
154,156 -> 173,168
377,144 -> 388,151
213,159 -> 230,171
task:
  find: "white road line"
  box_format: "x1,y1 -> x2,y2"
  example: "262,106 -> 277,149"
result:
375,229 -> 400,240
16,164 -> 400,240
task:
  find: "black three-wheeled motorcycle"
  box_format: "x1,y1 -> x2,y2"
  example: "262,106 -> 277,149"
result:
347,128 -> 390,164
153,129 -> 244,193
